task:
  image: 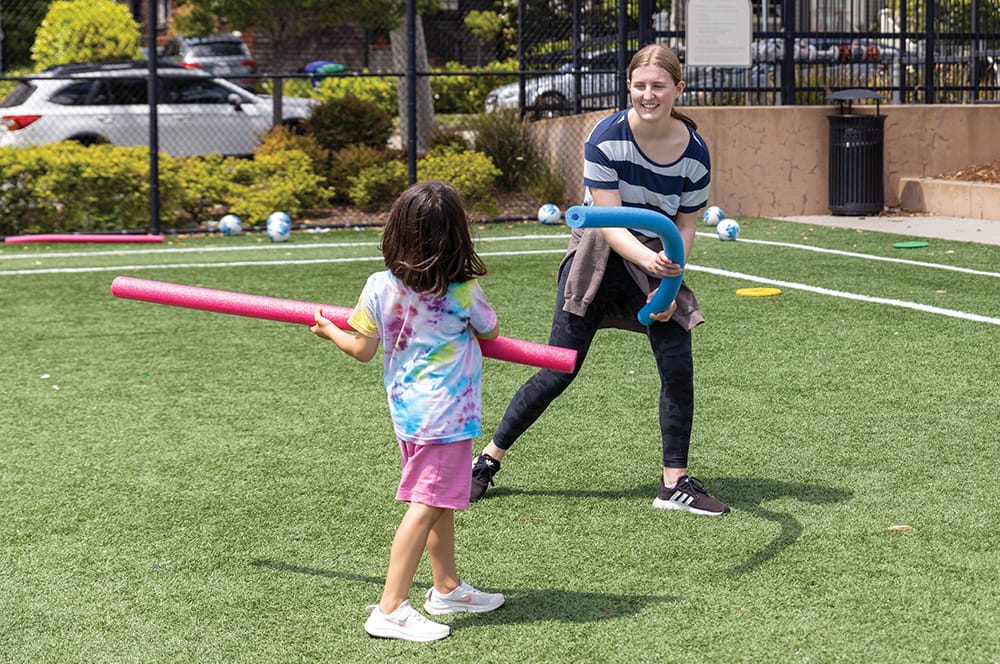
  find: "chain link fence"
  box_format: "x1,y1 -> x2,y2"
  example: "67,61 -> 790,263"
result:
1,0 -> 998,233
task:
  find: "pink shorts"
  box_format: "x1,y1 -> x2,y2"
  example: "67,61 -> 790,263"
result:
396,439 -> 472,510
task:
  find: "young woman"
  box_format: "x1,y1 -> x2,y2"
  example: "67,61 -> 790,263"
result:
310,180 -> 505,642
470,44 -> 729,516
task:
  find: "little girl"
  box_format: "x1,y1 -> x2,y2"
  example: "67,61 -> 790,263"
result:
310,180 -> 504,642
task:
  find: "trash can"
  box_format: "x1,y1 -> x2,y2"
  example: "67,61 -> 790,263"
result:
827,89 -> 886,216
304,60 -> 346,88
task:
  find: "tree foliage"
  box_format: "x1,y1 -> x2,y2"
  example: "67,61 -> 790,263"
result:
31,0 -> 143,71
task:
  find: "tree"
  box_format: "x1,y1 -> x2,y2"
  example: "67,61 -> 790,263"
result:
465,10 -> 502,66
174,0 -> 345,72
31,0 -> 143,71
177,0 -> 439,153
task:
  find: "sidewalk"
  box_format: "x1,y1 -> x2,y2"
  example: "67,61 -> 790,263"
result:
776,214 -> 1000,246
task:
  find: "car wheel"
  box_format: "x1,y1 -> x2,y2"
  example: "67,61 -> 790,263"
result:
281,120 -> 306,136
69,135 -> 109,147
532,91 -> 569,120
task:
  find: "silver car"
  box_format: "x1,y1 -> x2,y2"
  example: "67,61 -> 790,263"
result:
485,50 -> 622,119
0,62 -> 318,157
159,32 -> 257,89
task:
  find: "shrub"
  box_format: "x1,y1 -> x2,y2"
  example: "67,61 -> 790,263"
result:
347,160 -> 409,212
328,144 -> 401,203
429,126 -> 472,153
314,72 -> 398,117
0,147 -> 57,235
165,153 -> 241,225
226,149 -> 332,224
304,93 -> 394,154
31,0 -> 143,71
430,59 -> 518,114
418,149 -> 501,215
0,143 -> 151,233
257,126 -> 331,184
468,108 -> 540,190
526,159 -> 567,207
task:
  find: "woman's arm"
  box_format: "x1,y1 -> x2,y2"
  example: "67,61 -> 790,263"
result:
591,187 -> 682,279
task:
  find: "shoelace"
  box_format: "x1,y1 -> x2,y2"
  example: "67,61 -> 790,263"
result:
678,476 -> 708,495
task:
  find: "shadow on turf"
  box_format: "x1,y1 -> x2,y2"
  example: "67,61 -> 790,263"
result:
252,559 -> 681,624
475,477 -> 853,577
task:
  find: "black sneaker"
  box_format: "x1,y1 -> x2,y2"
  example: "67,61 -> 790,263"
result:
470,454 -> 501,502
652,475 -> 730,516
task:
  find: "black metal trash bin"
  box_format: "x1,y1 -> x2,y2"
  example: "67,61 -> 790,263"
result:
828,89 -> 886,216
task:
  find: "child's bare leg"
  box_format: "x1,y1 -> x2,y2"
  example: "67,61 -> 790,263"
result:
379,502 -> 446,613
426,509 -> 460,594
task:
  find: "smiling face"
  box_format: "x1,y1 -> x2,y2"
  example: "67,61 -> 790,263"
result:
628,64 -> 684,120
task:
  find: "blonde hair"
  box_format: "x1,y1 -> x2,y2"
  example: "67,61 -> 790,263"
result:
628,44 -> 697,130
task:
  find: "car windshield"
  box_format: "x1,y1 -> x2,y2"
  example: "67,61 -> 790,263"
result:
190,43 -> 246,57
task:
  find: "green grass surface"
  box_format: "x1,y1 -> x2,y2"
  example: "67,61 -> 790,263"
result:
1,220 -> 998,663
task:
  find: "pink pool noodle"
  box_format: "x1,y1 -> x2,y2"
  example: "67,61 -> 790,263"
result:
110,276 -> 577,374
5,233 -> 164,244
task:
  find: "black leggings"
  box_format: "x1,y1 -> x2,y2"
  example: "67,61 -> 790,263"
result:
493,252 -> 694,468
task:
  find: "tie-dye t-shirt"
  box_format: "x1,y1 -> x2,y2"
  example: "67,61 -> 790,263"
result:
347,269 -> 498,445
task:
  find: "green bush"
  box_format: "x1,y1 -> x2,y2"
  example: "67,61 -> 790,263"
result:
429,126 -> 472,153
0,147 -> 57,235
468,108 -> 540,190
165,153 -> 240,225
314,72 -> 398,117
257,127 -> 331,185
226,149 -> 332,224
430,59 -> 518,114
418,148 -> 501,214
347,160 -> 409,212
304,93 -> 395,154
328,144 -> 402,203
31,0 -> 143,71
0,143 -> 150,234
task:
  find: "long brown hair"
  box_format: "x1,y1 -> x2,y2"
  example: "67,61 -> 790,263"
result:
628,43 -> 697,130
380,180 -> 487,296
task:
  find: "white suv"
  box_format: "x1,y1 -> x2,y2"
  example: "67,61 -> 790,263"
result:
0,62 -> 318,156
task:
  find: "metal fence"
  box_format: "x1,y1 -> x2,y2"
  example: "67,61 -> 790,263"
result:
508,0 -> 1000,115
1,0 -> 998,232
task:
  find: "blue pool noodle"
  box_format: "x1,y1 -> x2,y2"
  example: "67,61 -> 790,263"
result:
564,205 -> 685,326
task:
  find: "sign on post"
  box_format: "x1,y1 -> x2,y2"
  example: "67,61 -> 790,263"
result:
685,0 -> 753,67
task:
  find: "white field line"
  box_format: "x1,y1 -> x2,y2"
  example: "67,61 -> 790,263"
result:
2,237 -> 997,325
686,263 -> 1000,326
694,232 -> 1000,278
0,249 -> 566,276
0,234 -> 569,261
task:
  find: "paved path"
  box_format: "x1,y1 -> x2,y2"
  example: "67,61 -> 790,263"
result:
776,215 -> 1000,246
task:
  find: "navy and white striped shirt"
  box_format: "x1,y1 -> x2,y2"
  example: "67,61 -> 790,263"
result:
583,109 -> 711,233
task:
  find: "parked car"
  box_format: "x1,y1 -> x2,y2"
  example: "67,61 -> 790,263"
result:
0,61 -> 318,157
159,32 -> 257,89
485,49 -> 622,119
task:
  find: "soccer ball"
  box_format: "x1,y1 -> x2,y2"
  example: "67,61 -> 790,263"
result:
716,218 -> 741,241
537,203 -> 562,225
703,205 -> 725,226
219,214 -> 243,236
266,211 -> 292,242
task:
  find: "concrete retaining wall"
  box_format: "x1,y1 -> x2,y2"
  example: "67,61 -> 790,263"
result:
528,104 -> 1000,219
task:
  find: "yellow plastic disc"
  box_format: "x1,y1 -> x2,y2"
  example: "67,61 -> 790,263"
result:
736,287 -> 782,297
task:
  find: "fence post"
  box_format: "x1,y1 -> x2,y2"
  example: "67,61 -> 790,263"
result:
146,0 -> 160,235
781,0 -> 796,105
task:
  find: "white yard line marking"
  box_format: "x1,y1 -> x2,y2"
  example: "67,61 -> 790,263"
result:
695,232 -> 1000,278
2,239 -> 996,326
0,249 -> 566,276
686,264 -> 1000,326
0,234 -> 570,261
